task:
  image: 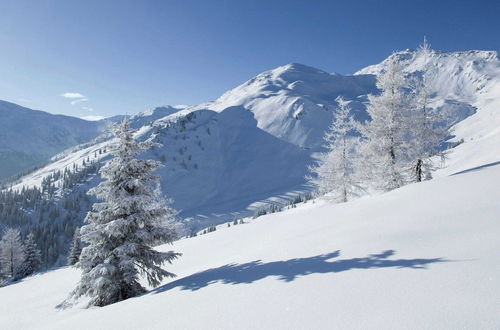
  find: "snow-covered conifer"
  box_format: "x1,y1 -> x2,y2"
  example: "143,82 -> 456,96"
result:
308,96 -> 361,202
359,55 -> 410,191
67,227 -> 82,266
19,232 -> 42,277
69,119 -> 181,307
408,38 -> 448,182
0,228 -> 25,280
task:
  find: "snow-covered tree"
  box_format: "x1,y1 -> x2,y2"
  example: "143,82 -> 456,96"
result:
70,119 -> 181,307
67,227 -> 82,266
358,55 -> 411,191
19,232 -> 42,277
408,38 -> 448,182
309,96 -> 361,202
0,228 -> 25,280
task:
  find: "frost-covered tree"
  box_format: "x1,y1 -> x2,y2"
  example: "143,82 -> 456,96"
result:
19,232 -> 42,277
408,38 -> 448,182
69,119 -> 180,307
0,228 -> 25,280
359,55 -> 410,191
309,96 -> 361,202
67,227 -> 82,266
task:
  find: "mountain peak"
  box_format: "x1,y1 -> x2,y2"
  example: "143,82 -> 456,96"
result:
127,105 -> 185,128
278,62 -> 325,71
267,62 -> 330,80
138,105 -> 184,118
355,49 -> 500,92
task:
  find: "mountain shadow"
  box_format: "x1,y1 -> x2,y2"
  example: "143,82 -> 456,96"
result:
153,250 -> 447,293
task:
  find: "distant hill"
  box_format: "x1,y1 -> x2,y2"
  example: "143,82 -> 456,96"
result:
0,101 -> 107,180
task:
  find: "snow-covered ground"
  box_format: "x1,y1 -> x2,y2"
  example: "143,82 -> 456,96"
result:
435,70 -> 500,176
2,157 -> 498,329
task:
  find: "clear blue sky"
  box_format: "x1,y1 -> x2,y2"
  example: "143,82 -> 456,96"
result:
0,0 -> 498,119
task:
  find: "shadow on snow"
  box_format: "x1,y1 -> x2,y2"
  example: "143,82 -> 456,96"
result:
153,250 -> 447,293
451,160 -> 500,176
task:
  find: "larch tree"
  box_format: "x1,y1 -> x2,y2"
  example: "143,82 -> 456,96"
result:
359,55 -> 411,191
309,96 -> 361,202
408,38 -> 448,182
67,227 -> 82,266
0,228 -> 25,280
69,119 -> 181,307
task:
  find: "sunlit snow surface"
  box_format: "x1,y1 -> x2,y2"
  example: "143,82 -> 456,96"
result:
1,161 -> 499,329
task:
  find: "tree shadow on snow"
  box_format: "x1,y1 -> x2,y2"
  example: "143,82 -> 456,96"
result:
451,160 -> 500,176
153,250 -> 447,293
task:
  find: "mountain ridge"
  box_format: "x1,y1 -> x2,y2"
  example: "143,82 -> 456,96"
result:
3,49 -> 500,231
0,100 -> 108,180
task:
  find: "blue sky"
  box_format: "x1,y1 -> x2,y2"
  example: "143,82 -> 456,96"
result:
0,0 -> 498,119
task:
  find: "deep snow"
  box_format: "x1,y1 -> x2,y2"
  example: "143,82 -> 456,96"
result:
1,158 -> 499,329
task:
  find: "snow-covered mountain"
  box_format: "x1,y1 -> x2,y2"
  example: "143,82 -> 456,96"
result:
128,105 -> 186,129
0,101 -> 108,180
5,49 -> 500,229
2,153 -> 499,329
357,50 -> 499,129
1,49 -> 500,327
9,105 -> 312,229
357,49 -> 500,176
190,63 -> 376,148
357,50 -> 497,101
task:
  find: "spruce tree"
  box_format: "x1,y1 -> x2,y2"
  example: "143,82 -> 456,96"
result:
70,119 -> 180,307
359,55 -> 410,191
19,232 -> 42,277
309,96 -> 361,202
0,228 -> 25,280
67,227 -> 82,266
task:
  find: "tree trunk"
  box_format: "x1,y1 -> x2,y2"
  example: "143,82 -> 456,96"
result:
415,159 -> 423,182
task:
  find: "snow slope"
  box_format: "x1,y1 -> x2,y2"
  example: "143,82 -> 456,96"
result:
9,106 -> 312,230
151,106 -> 311,224
357,50 -> 500,176
0,100 -> 107,180
1,157 -> 499,329
191,63 -> 376,148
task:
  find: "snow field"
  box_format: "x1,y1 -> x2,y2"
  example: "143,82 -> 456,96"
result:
1,160 -> 499,329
